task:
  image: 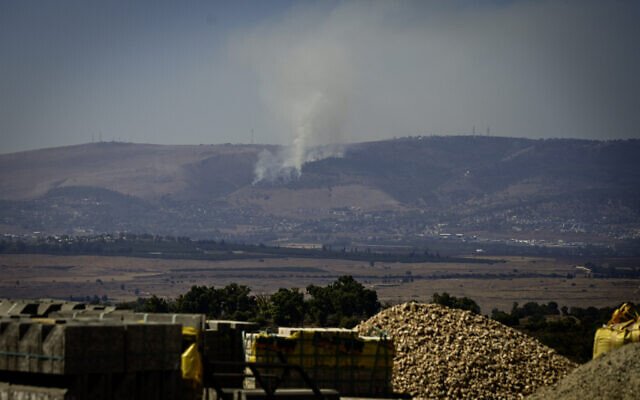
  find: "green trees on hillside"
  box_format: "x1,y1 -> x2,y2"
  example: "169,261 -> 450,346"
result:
128,275 -> 380,328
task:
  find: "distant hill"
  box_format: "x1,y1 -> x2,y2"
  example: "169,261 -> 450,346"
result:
1,137 -> 638,244
0,142 -> 263,200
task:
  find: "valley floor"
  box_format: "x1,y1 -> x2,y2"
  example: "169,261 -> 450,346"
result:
1,254 -> 638,313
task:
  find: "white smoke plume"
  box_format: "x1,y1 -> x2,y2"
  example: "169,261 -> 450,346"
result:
234,5 -> 353,183
253,142 -> 346,183
228,0 -> 640,184
252,88 -> 349,183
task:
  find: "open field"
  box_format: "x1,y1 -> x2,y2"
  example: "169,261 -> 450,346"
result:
1,254 -> 639,313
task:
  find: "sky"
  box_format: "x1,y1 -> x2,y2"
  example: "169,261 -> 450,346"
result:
1,0 -> 639,154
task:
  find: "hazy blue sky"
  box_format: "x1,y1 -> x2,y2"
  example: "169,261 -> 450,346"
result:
1,0 -> 639,153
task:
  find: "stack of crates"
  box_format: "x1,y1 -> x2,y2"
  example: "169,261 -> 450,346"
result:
0,317 -> 183,400
203,320 -> 258,388
49,309 -> 205,330
244,327 -> 394,397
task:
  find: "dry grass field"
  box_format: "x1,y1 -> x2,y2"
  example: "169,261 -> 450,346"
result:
1,253 -> 638,313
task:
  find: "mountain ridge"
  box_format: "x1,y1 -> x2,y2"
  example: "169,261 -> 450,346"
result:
1,136 -> 638,243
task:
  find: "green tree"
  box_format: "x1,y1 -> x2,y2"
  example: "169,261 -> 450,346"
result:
491,308 -> 519,326
306,275 -> 380,328
140,295 -> 170,313
269,288 -> 305,327
217,283 -> 257,321
173,285 -> 221,316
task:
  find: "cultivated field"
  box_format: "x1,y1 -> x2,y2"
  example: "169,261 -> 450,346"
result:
1,254 -> 638,313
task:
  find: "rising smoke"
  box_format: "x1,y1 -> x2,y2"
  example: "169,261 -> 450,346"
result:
235,5 -> 353,183
229,0 -> 640,184
252,87 -> 349,183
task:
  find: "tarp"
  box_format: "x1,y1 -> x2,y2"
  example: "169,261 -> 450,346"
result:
181,343 -> 202,384
180,327 -> 203,385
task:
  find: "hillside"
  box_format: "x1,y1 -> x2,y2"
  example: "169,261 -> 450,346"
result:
1,136 -> 639,245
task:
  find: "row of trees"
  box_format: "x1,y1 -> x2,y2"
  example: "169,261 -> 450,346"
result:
490,301 -> 617,363
0,234 -> 501,265
123,277 -> 624,363
123,275 -> 380,329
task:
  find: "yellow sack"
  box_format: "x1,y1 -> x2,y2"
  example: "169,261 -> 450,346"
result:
593,303 -> 640,359
181,342 -> 203,385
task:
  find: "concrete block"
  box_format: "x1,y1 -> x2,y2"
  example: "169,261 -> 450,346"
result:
207,320 -> 258,332
204,320 -> 258,389
126,313 -> 205,330
0,320 -> 16,370
0,302 -> 38,318
123,323 -> 181,372
17,323 -> 53,373
0,322 -> 26,372
58,303 -> 85,313
112,371 -> 183,400
0,382 -> 69,400
41,323 -> 125,375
